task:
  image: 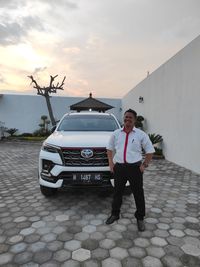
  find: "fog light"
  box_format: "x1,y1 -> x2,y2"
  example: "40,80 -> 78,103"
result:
42,159 -> 54,173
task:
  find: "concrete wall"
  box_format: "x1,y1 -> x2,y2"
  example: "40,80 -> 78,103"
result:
0,94 -> 122,134
122,35 -> 200,174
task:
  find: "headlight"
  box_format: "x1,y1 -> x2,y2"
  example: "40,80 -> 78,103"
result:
42,143 -> 60,153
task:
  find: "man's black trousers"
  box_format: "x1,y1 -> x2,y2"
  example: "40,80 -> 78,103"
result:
111,162 -> 145,220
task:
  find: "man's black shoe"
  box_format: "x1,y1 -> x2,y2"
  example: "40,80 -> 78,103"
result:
105,215 -> 119,225
137,219 -> 145,232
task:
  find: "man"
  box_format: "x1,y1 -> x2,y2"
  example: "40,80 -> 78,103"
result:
106,109 -> 155,231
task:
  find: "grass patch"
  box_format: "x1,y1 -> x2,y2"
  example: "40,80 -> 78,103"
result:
7,136 -> 47,141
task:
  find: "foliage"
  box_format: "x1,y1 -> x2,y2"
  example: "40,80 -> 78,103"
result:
154,147 -> 163,155
148,133 -> 163,145
20,133 -> 33,137
135,115 -> 144,129
18,136 -> 46,141
33,128 -> 50,137
37,115 -> 51,136
6,128 -> 18,136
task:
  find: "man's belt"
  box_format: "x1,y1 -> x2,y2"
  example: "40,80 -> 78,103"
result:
116,161 -> 142,166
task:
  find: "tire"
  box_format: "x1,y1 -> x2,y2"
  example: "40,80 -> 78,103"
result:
124,186 -> 132,196
40,185 -> 57,197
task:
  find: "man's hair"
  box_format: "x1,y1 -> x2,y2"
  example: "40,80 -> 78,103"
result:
124,109 -> 137,118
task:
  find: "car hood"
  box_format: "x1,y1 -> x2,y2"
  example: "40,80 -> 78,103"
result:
45,131 -> 112,148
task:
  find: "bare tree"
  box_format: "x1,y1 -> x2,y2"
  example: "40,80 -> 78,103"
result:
28,75 -> 66,126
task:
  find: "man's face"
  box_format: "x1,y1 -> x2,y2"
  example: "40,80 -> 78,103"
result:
124,112 -> 136,128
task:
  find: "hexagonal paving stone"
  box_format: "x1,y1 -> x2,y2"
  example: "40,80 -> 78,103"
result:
146,246 -> 165,258
153,229 -> 169,238
0,252 -> 13,265
28,241 -> 46,252
142,256 -> 163,267
122,257 -> 143,267
8,234 -> 23,244
64,240 -> 81,251
55,214 -> 69,222
164,245 -> 184,258
180,253 -> 200,266
102,257 -> 122,267
41,233 -> 57,242
72,248 -> 91,261
53,249 -> 71,262
32,220 -> 46,228
112,224 -> 127,232
20,227 -> 35,236
90,219 -> 103,226
91,248 -> 109,260
82,259 -> 99,267
10,242 -> 27,253
82,239 -> 99,250
110,247 -> 129,260
185,216 -> 199,223
82,225 -> 97,233
169,229 -> 185,237
157,223 -> 170,230
161,255 -> 183,267
150,237 -> 168,247
129,247 -> 146,258
74,232 -> 90,241
134,238 -> 150,248
90,231 -> 105,241
47,241 -> 63,252
106,231 -> 123,240
150,208 -> 162,213
167,236 -> 184,247
181,244 -> 200,256
99,238 -> 115,249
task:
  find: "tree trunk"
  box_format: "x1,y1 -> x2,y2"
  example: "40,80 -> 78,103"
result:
45,95 -> 56,126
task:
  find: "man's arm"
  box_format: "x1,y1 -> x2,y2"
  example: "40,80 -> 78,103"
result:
140,153 -> 153,172
107,149 -> 115,173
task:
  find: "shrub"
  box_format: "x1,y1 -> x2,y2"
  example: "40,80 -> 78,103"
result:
135,115 -> 144,129
6,128 -> 18,136
20,133 -> 33,137
148,133 -> 163,145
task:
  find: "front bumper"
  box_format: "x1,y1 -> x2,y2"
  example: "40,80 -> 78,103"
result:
39,150 -> 114,189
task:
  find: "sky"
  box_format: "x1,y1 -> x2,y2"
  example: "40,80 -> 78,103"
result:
0,0 -> 200,98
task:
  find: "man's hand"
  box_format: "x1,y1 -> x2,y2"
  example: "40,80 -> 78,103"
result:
107,149 -> 114,173
109,162 -> 115,173
140,164 -> 146,173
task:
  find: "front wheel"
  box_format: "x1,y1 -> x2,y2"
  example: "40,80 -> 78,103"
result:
40,185 -> 57,197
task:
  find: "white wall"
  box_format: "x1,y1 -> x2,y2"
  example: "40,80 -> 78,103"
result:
0,94 -> 122,134
122,35 -> 200,174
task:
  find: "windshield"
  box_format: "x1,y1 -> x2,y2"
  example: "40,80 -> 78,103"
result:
57,114 -> 119,131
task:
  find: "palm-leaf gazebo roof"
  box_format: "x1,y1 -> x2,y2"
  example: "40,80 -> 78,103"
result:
70,93 -> 114,112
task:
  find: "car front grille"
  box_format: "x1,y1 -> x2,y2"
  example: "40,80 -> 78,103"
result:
61,147 -> 109,166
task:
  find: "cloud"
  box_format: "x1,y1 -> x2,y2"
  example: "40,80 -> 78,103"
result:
33,67 -> 47,75
0,22 -> 25,45
0,0 -> 200,98
0,16 -> 44,45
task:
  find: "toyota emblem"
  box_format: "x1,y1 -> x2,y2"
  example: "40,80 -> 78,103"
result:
81,149 -> 93,158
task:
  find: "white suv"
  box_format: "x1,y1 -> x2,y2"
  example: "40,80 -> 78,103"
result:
39,112 -> 121,196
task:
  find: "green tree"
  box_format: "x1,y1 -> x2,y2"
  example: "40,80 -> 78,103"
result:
6,128 -> 18,136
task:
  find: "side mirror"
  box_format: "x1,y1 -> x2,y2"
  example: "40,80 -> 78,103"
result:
51,125 -> 56,133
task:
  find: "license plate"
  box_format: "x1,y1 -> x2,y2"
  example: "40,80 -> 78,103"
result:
72,173 -> 102,183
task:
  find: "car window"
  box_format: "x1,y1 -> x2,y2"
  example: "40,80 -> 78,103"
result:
57,115 -> 119,131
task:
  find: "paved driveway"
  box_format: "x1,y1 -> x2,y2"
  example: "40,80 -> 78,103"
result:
0,141 -> 200,267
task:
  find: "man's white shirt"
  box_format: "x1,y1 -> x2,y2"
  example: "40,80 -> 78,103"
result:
107,127 -> 155,164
